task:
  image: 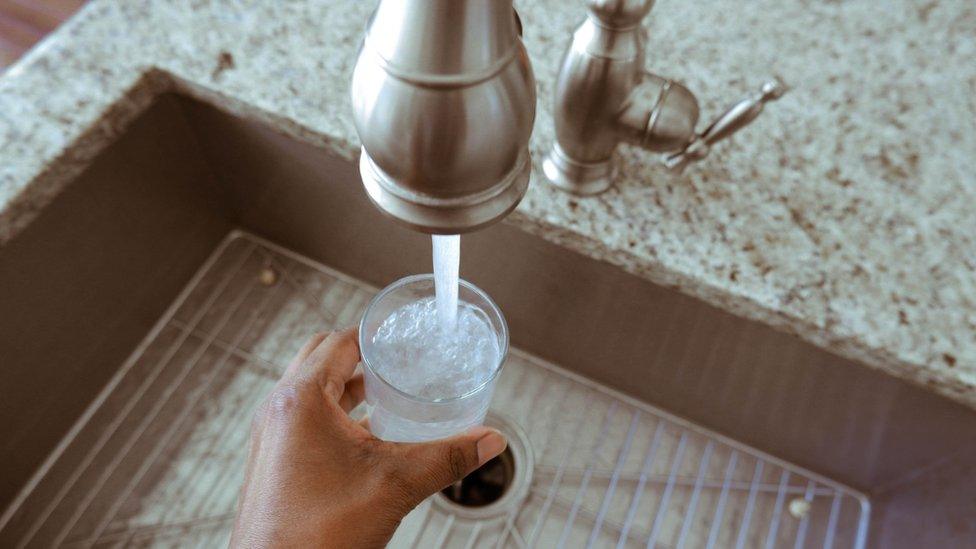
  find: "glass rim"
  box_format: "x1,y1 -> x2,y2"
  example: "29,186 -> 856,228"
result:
358,273 -> 509,404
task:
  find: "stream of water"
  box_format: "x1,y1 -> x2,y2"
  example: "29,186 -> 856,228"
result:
432,234 -> 460,331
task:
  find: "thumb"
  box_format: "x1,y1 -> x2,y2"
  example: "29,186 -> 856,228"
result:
395,427 -> 507,498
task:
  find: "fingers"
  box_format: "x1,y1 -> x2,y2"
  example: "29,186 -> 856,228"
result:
283,328 -> 361,402
285,332 -> 328,374
338,373 -> 365,412
393,427 -> 507,497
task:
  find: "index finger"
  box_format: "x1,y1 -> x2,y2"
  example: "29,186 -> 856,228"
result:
284,327 -> 361,402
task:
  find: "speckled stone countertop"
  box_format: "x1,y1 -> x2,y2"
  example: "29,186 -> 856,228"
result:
0,0 -> 973,406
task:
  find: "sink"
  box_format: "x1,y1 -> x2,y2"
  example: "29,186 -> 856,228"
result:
0,94 -> 973,547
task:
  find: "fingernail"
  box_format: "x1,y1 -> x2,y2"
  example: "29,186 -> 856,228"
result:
477,430 -> 507,465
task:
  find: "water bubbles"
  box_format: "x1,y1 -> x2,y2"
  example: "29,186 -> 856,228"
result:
371,297 -> 500,400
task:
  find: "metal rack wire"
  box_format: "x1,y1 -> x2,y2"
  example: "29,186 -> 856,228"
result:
0,231 -> 869,548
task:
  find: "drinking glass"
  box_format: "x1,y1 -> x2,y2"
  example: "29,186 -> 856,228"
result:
359,274 -> 508,442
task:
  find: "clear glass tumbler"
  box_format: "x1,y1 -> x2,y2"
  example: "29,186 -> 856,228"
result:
359,274 -> 508,442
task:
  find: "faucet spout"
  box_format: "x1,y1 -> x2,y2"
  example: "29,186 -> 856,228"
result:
351,0 -> 536,234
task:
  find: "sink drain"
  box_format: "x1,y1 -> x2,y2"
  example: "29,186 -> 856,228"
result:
441,446 -> 515,507
433,413 -> 533,519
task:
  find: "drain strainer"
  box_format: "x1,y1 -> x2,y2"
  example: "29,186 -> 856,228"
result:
433,413 -> 533,519
441,446 -> 515,507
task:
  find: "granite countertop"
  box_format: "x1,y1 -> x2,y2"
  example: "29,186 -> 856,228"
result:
1,0 -> 973,407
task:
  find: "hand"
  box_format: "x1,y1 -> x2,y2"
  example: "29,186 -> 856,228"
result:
231,328 -> 507,548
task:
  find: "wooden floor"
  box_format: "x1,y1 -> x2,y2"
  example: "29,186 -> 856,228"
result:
0,0 -> 86,70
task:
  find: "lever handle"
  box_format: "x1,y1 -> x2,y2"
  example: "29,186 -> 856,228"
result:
663,78 -> 787,173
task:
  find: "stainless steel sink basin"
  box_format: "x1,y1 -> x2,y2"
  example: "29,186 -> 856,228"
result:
1,94 -> 973,547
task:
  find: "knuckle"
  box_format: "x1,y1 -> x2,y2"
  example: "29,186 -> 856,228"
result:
330,327 -> 361,353
317,373 -> 343,401
338,327 -> 359,344
447,445 -> 471,481
263,384 -> 304,420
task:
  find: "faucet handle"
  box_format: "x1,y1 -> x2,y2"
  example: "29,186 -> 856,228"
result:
663,78 -> 788,173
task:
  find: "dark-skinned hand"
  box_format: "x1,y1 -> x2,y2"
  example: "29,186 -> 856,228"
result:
231,328 -> 507,548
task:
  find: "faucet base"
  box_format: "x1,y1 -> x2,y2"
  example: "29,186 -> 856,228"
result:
542,143 -> 614,196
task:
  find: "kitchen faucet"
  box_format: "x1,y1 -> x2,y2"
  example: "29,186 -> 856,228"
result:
543,0 -> 786,194
351,0 -> 536,234
350,0 -> 784,233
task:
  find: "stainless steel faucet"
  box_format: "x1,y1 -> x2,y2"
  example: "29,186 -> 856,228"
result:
543,0 -> 787,195
351,0 -> 536,234
350,0 -> 785,232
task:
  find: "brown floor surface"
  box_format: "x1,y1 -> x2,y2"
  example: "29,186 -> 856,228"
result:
0,0 -> 86,70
